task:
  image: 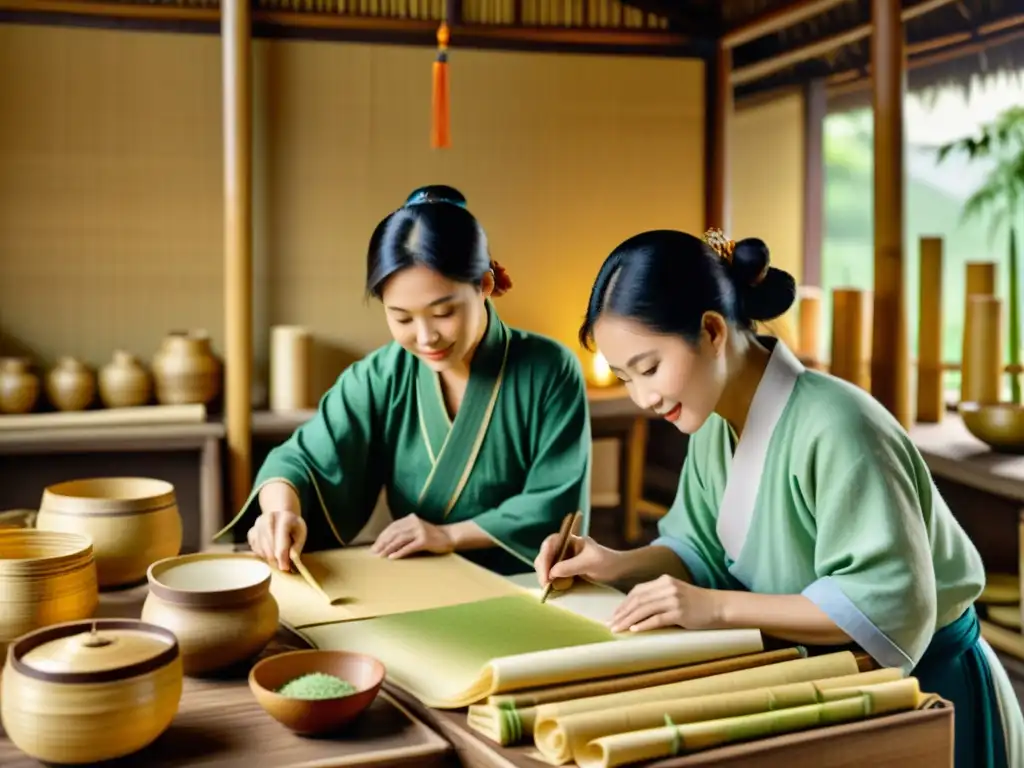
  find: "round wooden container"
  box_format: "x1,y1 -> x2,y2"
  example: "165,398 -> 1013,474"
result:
1,618 -> 183,764
37,477 -> 183,588
0,529 -> 99,655
141,553 -> 279,676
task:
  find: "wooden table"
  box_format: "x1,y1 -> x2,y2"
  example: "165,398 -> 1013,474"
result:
0,587 -> 452,768
910,414 -> 1024,659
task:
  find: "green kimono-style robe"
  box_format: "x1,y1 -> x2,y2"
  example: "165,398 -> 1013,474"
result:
217,301 -> 591,576
654,338 -> 1023,768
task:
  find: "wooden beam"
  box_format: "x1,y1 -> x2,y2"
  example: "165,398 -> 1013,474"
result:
0,0 -> 694,53
869,0 -> 912,428
731,0 -> 957,86
722,0 -> 847,49
705,42 -> 732,232
825,14 -> 1024,98
222,0 -> 254,523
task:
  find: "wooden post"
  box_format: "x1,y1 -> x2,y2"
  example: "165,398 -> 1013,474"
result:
916,237 -> 944,422
705,41 -> 732,231
223,0 -> 254,520
831,289 -> 872,390
869,0 -> 912,427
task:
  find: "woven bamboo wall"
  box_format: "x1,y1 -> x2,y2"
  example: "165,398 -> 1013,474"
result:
0,24 -> 705,397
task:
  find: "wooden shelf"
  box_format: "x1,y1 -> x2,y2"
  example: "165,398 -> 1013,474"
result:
0,421 -> 224,456
910,415 -> 1024,503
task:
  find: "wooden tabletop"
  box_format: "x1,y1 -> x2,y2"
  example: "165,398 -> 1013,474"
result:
910,414 -> 1024,502
0,586 -> 451,768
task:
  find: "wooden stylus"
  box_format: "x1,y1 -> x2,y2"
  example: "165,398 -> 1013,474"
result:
540,510 -> 580,604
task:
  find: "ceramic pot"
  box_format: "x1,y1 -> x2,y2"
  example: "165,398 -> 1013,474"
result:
0,529 -> 99,655
0,357 -> 41,414
37,477 -> 183,588
1,618 -> 182,764
45,356 -> 96,411
152,330 -> 221,405
142,553 -> 279,676
99,350 -> 152,408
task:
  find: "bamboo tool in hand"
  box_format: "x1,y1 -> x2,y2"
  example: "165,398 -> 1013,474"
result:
290,548 -> 343,606
540,511 -> 580,604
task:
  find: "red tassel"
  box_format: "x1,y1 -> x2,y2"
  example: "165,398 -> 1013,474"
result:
431,22 -> 451,149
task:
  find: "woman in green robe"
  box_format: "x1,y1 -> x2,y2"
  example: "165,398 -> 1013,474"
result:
535,228 -> 1023,768
218,187 -> 592,576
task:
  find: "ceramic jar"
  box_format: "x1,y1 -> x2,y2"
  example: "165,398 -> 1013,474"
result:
0,357 -> 41,414
0,529 -> 99,655
1,619 -> 183,764
142,553 -> 279,676
99,350 -> 152,408
45,356 -> 96,411
152,330 -> 221,406
37,477 -> 183,589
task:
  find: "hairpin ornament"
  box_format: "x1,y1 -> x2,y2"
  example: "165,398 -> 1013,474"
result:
702,228 -> 735,263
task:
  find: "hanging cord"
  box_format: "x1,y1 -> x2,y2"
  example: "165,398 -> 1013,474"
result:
431,2 -> 452,149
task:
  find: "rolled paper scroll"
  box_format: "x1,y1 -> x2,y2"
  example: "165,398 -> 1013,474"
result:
468,650 -> 860,745
583,677 -> 922,768
535,667 -> 905,766
471,648 -> 804,745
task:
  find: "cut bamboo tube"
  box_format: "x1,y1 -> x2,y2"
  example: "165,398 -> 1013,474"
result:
797,286 -> 823,368
916,237 -> 944,422
830,288 -> 872,390
965,261 -> 997,304
962,295 -> 1003,405
270,326 -> 313,413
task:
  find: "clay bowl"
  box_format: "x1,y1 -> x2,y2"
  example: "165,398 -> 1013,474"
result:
249,649 -> 385,735
142,552 -> 279,676
959,402 -> 1024,454
0,529 -> 99,654
37,477 -> 183,588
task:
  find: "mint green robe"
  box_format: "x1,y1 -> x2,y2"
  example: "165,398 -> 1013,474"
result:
654,339 -> 1023,767
216,302 -> 591,575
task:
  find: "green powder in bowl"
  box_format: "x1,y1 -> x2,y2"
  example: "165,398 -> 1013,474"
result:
276,672 -> 358,700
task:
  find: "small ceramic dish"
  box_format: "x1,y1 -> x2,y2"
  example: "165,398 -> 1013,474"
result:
249,649 -> 385,735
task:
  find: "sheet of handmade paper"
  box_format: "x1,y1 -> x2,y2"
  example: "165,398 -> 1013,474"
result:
270,547 -> 522,628
506,574 -> 626,625
300,592 -> 616,708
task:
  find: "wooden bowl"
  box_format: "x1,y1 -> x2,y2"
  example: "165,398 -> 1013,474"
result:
0,529 -> 99,653
37,477 -> 183,587
142,552 -> 279,676
249,650 -> 385,735
959,402 -> 1024,454
1,618 -> 183,764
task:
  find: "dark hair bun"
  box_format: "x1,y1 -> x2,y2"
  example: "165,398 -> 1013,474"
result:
730,237 -> 796,322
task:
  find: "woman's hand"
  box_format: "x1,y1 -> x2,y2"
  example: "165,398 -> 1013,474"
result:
371,515 -> 454,559
534,534 -> 623,587
247,510 -> 308,573
609,575 -> 722,633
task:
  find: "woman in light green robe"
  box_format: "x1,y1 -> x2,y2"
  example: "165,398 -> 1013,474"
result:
218,188 -> 591,576
536,228 -> 1023,768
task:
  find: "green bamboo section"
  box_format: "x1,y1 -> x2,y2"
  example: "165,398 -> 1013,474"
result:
77,0 -> 670,29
